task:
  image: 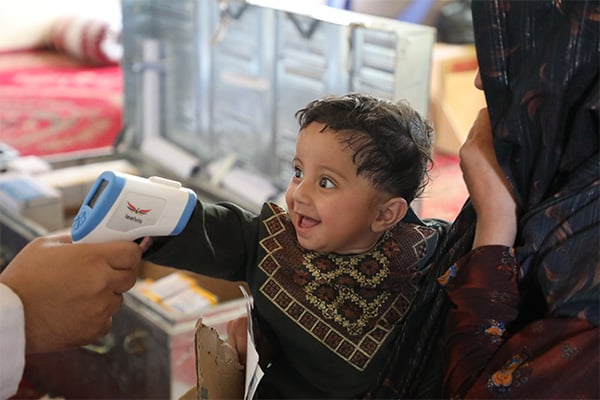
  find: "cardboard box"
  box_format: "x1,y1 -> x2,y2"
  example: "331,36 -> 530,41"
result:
21,261 -> 248,399
177,301 -> 249,400
141,261 -> 249,302
180,387 -> 199,399
140,260 -> 250,400
0,172 -> 64,231
194,321 -> 244,400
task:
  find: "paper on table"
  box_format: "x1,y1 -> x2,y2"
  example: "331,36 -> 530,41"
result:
239,286 -> 264,400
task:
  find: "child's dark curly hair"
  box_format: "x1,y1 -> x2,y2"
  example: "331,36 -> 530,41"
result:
295,93 -> 434,203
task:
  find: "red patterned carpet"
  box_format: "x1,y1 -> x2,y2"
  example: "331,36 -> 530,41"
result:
0,50 -> 123,157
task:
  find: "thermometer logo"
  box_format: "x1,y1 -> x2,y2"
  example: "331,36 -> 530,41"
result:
126,201 -> 152,215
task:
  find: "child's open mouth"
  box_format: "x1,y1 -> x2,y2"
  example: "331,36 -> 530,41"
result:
298,214 -> 320,229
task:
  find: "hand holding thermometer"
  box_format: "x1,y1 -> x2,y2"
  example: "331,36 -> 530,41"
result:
72,171 -> 197,243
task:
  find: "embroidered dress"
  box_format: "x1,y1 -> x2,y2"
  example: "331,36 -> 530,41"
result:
439,246 -> 599,398
376,1 -> 599,397
145,201 -> 442,398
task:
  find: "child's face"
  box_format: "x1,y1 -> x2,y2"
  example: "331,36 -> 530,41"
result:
285,122 -> 390,254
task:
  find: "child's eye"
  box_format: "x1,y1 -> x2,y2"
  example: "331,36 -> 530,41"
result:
293,166 -> 303,179
319,177 -> 336,189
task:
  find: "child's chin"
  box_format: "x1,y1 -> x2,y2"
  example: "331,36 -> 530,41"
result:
297,236 -> 317,251
298,238 -> 333,254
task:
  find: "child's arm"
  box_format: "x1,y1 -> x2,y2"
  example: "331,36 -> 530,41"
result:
143,201 -> 260,281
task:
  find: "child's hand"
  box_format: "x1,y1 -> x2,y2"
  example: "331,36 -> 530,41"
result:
227,316 -> 248,364
459,108 -> 518,248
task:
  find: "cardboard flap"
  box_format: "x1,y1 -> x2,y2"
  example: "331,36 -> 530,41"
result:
195,319 -> 244,400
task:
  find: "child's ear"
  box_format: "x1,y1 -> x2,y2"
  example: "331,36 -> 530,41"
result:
372,197 -> 408,232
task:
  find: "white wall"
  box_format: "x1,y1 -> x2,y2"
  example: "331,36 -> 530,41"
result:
0,0 -> 121,51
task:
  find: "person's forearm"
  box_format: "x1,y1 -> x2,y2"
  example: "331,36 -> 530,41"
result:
458,107 -> 518,250
472,209 -> 517,249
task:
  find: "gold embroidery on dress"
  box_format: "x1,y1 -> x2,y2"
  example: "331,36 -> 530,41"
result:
258,203 -> 432,370
302,246 -> 392,337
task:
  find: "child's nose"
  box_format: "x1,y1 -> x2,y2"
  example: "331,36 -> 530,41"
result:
292,180 -> 312,204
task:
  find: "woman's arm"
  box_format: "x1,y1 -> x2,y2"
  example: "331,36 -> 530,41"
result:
439,108 -> 521,395
440,108 -> 599,399
459,108 -> 517,249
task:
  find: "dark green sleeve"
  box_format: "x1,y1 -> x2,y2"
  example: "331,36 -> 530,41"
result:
143,200 -> 259,281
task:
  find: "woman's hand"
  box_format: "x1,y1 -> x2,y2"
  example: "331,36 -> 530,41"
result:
459,108 -> 518,248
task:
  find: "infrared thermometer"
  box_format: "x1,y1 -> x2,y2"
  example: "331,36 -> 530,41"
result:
72,171 -> 197,243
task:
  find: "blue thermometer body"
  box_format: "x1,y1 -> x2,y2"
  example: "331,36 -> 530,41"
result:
72,171 -> 197,243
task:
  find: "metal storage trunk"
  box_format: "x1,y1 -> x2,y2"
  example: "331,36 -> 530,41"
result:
120,0 -> 435,203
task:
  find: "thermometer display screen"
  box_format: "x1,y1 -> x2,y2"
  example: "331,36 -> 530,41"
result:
88,179 -> 108,208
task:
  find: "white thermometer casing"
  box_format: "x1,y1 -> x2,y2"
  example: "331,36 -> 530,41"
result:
72,171 -> 197,243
